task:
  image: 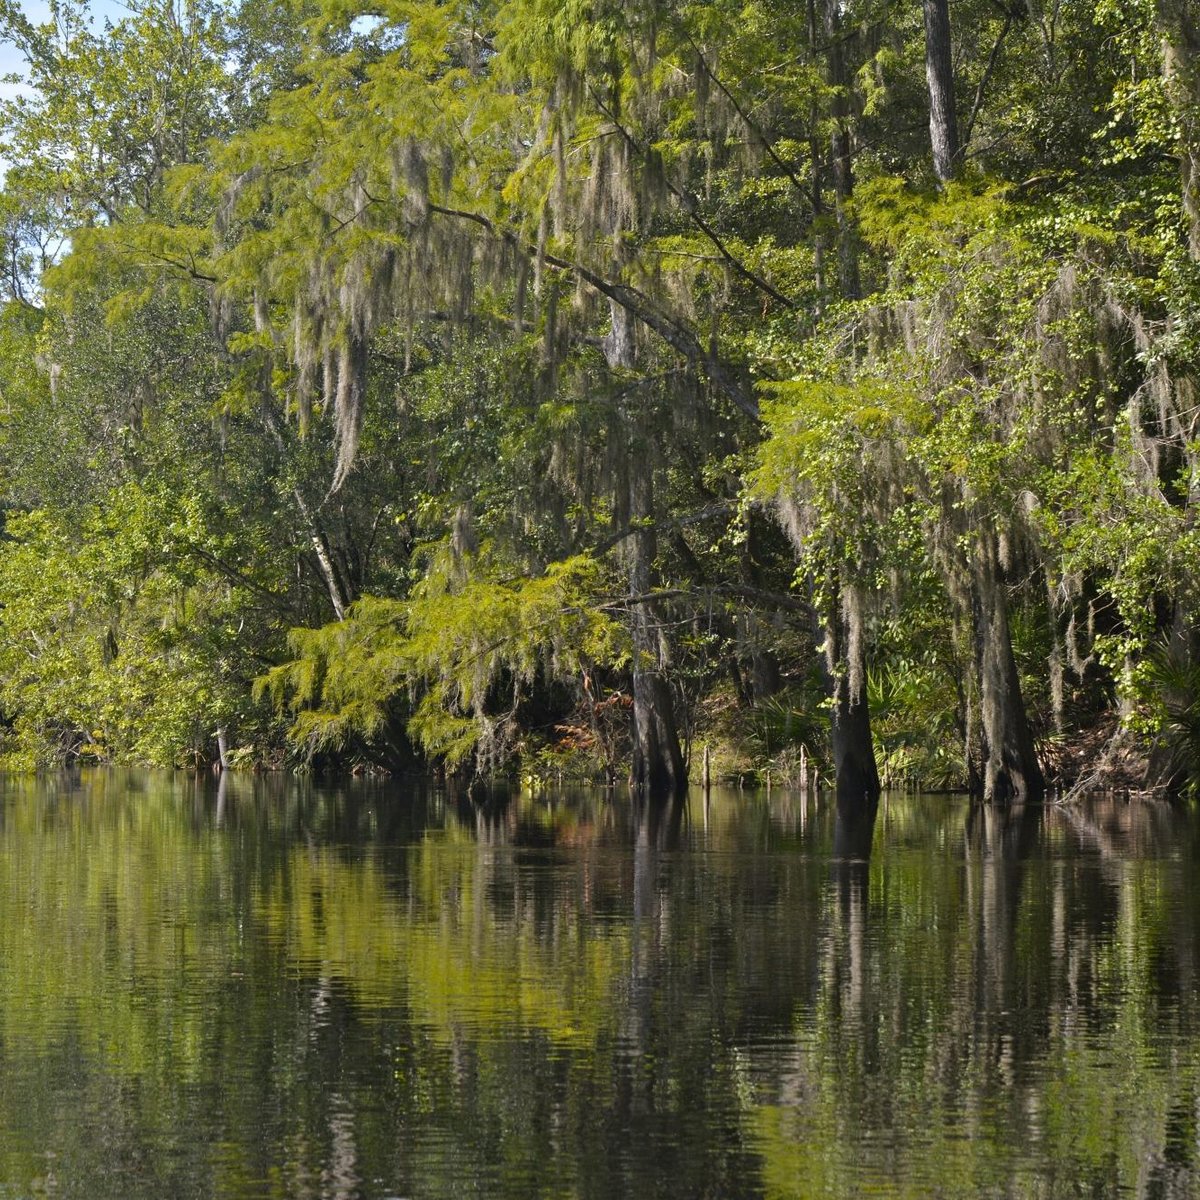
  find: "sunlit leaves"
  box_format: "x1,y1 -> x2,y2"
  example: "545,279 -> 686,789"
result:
260,550 -> 628,768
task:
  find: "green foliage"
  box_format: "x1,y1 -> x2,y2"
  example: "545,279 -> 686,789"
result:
867,658 -> 966,790
753,378 -> 930,576
0,0 -> 1196,786
261,551 -> 628,771
0,485 -> 264,766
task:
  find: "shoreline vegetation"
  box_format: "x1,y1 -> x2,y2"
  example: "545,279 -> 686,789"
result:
0,0 -> 1199,803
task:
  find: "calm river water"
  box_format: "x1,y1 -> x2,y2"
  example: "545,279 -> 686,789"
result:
0,772 -> 1197,1198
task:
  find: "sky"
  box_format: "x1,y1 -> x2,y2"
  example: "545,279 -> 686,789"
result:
0,1 -> 132,101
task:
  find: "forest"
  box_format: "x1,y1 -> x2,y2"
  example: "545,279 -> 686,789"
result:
0,0 -> 1198,804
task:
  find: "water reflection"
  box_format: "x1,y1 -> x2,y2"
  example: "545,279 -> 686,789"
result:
0,774 -> 1197,1197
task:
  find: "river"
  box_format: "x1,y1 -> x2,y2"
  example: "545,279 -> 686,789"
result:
0,772 -> 1196,1197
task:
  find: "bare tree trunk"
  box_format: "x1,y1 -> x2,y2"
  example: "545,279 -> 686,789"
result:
1154,5 -> 1200,793
971,528 -> 1043,804
828,608 -> 881,806
1159,1 -> 1200,258
814,578 -> 880,807
628,464 -> 687,798
254,373 -> 354,623
923,0 -> 960,182
825,0 -> 860,299
292,488 -> 351,621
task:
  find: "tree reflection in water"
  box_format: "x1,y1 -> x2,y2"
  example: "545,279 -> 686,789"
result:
0,774 -> 1197,1197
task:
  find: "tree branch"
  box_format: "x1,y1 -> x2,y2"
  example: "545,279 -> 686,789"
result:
962,12 -> 1014,149
425,201 -> 760,419
587,85 -> 797,310
679,29 -> 813,207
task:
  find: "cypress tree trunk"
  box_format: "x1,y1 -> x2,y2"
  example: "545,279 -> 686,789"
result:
822,11 -> 873,805
740,516 -> 783,703
830,641 -> 881,806
923,0 -> 960,183
1159,1 -> 1200,258
824,0 -> 860,299
1155,5 -> 1200,792
628,464 -> 687,798
832,670 -> 879,804
820,584 -> 880,807
971,528 -> 1043,804
807,0 -> 828,311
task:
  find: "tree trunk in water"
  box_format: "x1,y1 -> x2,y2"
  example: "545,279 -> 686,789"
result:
1156,6 -> 1200,791
971,529 -> 1043,803
628,464 -> 687,798
1148,440 -> 1200,792
824,0 -> 860,299
923,0 -> 960,183
831,658 -> 880,807
821,587 -> 880,807
833,669 -> 879,805
817,8 -> 873,806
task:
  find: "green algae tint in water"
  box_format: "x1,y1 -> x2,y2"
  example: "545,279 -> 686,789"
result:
0,773 -> 1199,1198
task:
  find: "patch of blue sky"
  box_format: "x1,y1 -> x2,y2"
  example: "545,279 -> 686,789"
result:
0,1 -> 134,102
349,14 -> 383,37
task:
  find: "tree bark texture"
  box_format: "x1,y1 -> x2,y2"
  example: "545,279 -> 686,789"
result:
822,588 -> 881,807
971,528 -> 1044,804
1159,3 -> 1200,260
1155,4 -> 1200,793
923,0 -> 960,182
824,0 -> 860,299
628,463 -> 687,798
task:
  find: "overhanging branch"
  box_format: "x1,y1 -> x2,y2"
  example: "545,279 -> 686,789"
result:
425,201 -> 760,419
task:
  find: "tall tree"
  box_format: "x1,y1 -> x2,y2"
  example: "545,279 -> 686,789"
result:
923,0 -> 960,181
